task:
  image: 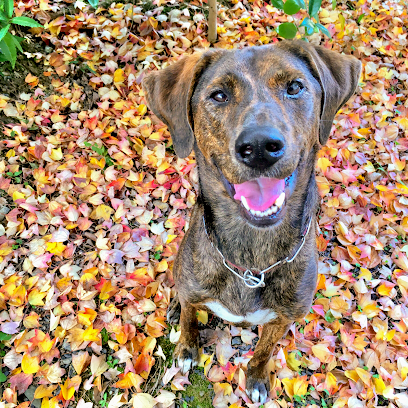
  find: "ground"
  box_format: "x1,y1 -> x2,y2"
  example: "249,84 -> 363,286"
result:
0,0 -> 408,407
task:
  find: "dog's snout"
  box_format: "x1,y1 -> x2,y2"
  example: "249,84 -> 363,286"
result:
235,127 -> 285,170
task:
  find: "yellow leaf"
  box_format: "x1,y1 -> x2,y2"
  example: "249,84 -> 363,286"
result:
386,329 -> 396,341
46,242 -> 66,256
345,369 -> 359,383
33,168 -> 50,184
28,288 -> 47,306
214,382 -> 232,396
317,157 -> 333,173
60,378 -> 75,401
293,376 -> 308,397
358,267 -> 372,280
83,325 -> 101,343
6,149 -> 15,158
38,335 -> 55,353
34,384 -> 58,399
287,352 -> 302,371
138,104 -> 147,115
9,285 -> 26,306
166,234 -> 177,244
401,367 -> 408,381
373,377 -> 386,395
41,397 -> 59,408
93,204 -> 114,221
311,343 -> 332,363
282,378 -> 295,399
197,310 -> 208,325
89,157 -> 105,168
355,367 -> 371,386
325,372 -> 338,394
22,353 -> 40,374
13,191 -> 25,201
50,148 -> 63,161
114,69 -> 125,83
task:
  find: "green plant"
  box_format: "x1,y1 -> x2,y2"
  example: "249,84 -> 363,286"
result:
0,0 -> 43,68
5,170 -> 22,184
0,331 -> 12,382
99,392 -> 108,407
84,141 -> 115,168
273,0 -> 333,40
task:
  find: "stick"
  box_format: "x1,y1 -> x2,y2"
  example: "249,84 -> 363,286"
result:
208,0 -> 217,43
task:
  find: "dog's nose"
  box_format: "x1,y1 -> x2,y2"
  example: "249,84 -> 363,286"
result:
235,127 -> 285,169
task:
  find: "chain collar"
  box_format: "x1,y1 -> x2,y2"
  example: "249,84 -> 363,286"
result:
203,215 -> 313,289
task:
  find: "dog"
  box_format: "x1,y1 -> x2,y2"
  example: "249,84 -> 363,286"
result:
142,40 -> 361,404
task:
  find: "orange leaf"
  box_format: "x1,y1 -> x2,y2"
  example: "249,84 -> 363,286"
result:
78,308 -> 97,326
72,351 -> 90,375
38,334 -> 55,353
94,278 -> 116,300
114,372 -> 144,390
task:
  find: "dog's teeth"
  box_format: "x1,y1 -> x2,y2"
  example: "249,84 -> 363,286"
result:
250,209 -> 256,215
275,192 -> 285,208
271,205 -> 278,213
241,196 -> 250,211
255,211 -> 261,216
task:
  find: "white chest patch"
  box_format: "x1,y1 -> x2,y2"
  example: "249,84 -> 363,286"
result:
204,301 -> 277,325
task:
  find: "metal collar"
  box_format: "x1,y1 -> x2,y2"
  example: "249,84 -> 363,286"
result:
203,215 -> 313,289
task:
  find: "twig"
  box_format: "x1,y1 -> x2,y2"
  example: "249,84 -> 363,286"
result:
208,0 -> 217,43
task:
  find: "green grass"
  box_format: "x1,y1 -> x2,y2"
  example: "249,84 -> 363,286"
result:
179,370 -> 214,408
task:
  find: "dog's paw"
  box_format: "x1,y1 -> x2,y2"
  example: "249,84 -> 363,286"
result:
174,342 -> 199,374
167,295 -> 181,325
246,369 -> 270,404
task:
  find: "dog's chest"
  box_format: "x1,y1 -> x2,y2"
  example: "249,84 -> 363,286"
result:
203,300 -> 277,325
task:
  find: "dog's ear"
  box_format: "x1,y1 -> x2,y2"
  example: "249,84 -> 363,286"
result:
297,42 -> 362,145
142,52 -> 218,158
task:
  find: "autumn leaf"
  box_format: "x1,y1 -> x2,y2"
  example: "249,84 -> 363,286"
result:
21,353 -> 40,374
82,325 -> 101,343
114,372 -> 144,391
60,378 -> 75,401
34,384 -> 59,399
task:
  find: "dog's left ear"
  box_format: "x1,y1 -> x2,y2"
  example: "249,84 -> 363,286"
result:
297,42 -> 362,145
142,51 -> 221,158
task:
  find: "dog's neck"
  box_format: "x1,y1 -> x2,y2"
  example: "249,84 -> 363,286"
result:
194,148 -> 319,271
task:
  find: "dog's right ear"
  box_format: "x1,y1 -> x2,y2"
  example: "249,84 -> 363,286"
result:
142,52 -> 218,158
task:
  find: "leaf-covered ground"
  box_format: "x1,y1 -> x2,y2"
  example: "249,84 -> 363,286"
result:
0,0 -> 407,407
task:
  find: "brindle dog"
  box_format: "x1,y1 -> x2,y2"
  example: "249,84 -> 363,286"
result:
142,40 -> 361,404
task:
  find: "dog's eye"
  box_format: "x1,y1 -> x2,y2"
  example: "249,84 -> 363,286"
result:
286,81 -> 304,97
211,91 -> 229,103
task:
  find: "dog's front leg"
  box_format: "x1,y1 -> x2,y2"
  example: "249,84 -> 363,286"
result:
174,298 -> 200,374
246,319 -> 292,404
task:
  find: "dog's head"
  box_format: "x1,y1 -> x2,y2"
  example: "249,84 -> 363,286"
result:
142,41 -> 361,227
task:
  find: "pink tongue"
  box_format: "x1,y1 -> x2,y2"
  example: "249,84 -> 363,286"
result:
233,177 -> 285,212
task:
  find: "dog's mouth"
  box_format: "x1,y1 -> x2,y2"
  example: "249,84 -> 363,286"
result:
221,170 -> 297,227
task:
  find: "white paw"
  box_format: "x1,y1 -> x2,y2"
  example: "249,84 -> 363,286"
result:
177,356 -> 197,374
246,381 -> 268,404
